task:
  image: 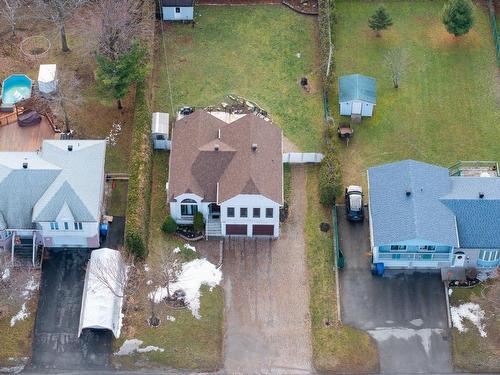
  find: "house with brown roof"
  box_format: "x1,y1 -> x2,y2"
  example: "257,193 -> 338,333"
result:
168,110 -> 283,238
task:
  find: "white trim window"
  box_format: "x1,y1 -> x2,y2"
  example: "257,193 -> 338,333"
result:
50,222 -> 59,230
265,208 -> 273,218
479,250 -> 500,262
180,199 -> 198,217
175,7 -> 180,13
74,222 -> 83,230
390,245 -> 406,251
419,245 -> 436,252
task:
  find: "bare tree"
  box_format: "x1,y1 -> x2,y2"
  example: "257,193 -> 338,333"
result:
146,249 -> 181,326
95,0 -> 141,60
34,0 -> 88,52
384,47 -> 408,89
88,250 -> 131,298
0,0 -> 22,37
44,69 -> 83,133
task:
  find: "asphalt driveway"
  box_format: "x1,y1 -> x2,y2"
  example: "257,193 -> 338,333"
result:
337,206 -> 452,374
30,248 -> 112,371
223,166 -> 312,374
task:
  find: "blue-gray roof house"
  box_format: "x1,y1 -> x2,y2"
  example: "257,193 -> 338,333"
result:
368,160 -> 500,270
0,140 -> 106,263
339,74 -> 376,117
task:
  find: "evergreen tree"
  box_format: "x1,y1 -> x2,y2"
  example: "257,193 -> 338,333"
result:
95,42 -> 149,109
368,6 -> 393,36
442,0 -> 474,37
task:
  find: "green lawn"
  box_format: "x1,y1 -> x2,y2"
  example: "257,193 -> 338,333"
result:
305,167 -> 379,373
113,152 -> 223,371
332,0 -> 500,188
155,5 -> 324,151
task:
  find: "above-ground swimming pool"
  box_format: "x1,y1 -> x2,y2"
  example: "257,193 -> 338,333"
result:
1,74 -> 32,106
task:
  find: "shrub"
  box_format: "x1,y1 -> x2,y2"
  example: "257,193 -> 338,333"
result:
319,151 -> 342,206
318,0 -> 337,89
179,245 -> 199,262
193,212 -> 204,233
125,231 -> 147,259
162,215 -> 177,234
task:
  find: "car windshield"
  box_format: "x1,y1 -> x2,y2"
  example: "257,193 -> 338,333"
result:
350,194 -> 362,211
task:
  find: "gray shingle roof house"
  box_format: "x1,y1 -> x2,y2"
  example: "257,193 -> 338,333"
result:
0,140 -> 106,257
368,160 -> 500,270
339,74 -> 376,117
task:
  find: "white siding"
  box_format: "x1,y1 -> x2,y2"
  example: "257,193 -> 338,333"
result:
170,193 -> 209,224
340,101 -> 375,117
220,194 -> 280,237
162,6 -> 193,21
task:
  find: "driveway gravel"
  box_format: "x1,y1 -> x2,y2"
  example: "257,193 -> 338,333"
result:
223,166 -> 312,374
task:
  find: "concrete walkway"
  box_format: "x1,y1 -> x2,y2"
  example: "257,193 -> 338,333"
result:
223,166 -> 312,374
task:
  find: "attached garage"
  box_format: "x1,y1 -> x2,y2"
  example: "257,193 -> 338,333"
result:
252,225 -> 274,236
226,224 -> 247,236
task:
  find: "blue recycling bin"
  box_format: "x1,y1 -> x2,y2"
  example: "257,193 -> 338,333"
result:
100,222 -> 109,237
375,262 -> 385,276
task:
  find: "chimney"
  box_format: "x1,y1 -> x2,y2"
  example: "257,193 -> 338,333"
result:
214,144 -> 220,151
405,190 -> 411,197
251,143 -> 258,151
67,145 -> 73,151
479,192 -> 485,199
22,162 -> 28,169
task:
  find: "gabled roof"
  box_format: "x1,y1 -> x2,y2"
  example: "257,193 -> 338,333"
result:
169,110 -> 283,204
440,177 -> 500,248
339,74 -> 376,104
0,140 -> 106,229
368,160 -> 458,247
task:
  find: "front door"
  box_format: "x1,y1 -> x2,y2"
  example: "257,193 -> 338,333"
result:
209,203 -> 221,219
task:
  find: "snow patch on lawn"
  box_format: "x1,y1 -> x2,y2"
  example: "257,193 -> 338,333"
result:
114,339 -> 164,356
10,303 -> 28,326
150,258 -> 222,319
451,303 -> 487,337
10,276 -> 39,326
2,268 -> 10,281
166,315 -> 176,322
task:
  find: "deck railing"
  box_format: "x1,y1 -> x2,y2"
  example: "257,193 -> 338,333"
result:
448,160 -> 499,176
377,252 -> 450,261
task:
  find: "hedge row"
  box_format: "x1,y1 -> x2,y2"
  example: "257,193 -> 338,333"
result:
317,0 -> 337,90
124,81 -> 153,258
124,0 -> 155,259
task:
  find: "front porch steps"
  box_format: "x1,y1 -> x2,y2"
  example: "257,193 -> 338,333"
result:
206,218 -> 222,238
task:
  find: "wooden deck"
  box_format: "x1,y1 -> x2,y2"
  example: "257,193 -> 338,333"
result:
0,116 -> 59,152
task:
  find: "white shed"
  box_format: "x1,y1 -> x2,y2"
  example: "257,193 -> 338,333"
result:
37,64 -> 57,95
151,112 -> 170,150
78,248 -> 125,338
161,0 -> 194,21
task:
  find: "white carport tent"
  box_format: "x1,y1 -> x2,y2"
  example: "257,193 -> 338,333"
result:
78,248 -> 125,338
37,64 -> 57,94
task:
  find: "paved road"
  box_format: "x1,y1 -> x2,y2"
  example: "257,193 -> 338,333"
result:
223,165 -> 312,374
30,248 -> 112,371
337,207 -> 453,374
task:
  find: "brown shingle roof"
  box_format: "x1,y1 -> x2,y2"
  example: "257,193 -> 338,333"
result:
168,110 -> 283,205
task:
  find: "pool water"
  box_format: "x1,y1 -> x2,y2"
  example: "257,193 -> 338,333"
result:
1,74 -> 32,105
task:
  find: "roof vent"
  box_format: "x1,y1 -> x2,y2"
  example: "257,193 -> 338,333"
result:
405,190 -> 411,197
479,192 -> 485,199
214,144 -> 219,151
251,143 -> 258,151
218,129 -> 221,139
68,145 -> 73,151
22,162 -> 28,169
